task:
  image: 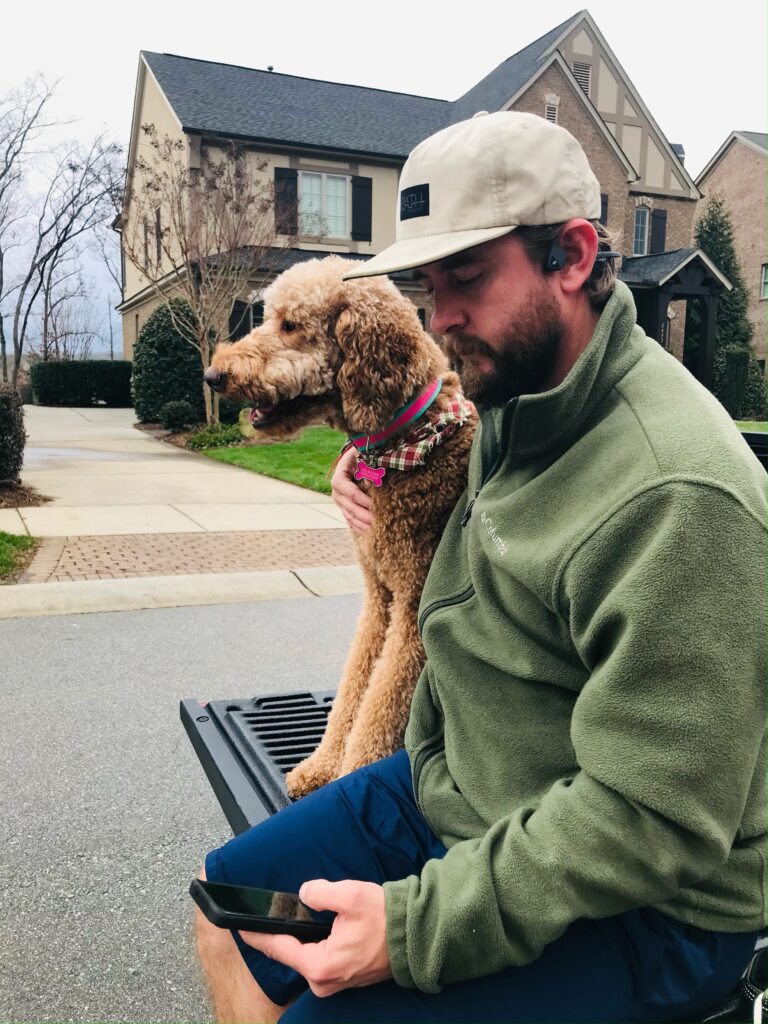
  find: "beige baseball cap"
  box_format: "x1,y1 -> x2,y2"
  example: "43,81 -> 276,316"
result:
342,110 -> 601,280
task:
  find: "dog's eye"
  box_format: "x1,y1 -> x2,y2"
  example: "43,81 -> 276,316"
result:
282,320 -> 297,333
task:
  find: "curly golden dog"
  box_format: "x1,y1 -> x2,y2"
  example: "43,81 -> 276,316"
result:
206,256 -> 476,798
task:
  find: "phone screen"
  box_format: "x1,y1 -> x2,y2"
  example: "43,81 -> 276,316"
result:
202,881 -> 313,923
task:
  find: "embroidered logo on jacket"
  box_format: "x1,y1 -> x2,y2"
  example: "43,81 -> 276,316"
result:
480,511 -> 508,556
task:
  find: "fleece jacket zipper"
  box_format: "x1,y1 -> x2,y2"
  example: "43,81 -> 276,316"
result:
460,398 -> 518,527
417,401 -> 517,634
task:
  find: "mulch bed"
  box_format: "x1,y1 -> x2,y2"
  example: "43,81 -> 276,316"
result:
0,484 -> 52,509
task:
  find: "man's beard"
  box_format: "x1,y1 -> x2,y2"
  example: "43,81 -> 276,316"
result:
444,288 -> 565,407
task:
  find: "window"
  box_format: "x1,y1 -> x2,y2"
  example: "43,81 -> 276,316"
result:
633,206 -> 650,256
571,61 -> 592,97
143,218 -> 149,269
544,103 -> 558,124
299,171 -> 350,237
761,263 -> 768,300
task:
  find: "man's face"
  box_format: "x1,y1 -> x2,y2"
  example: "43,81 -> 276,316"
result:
413,233 -> 565,406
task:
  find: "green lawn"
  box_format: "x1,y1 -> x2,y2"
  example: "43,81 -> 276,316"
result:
736,421 -> 768,432
0,531 -> 35,580
203,425 -> 346,494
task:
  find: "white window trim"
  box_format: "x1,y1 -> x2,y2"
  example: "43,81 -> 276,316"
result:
760,263 -> 768,300
298,170 -> 352,240
633,206 -> 650,257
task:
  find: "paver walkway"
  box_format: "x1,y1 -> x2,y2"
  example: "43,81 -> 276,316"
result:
20,529 -> 356,583
6,406 -> 357,588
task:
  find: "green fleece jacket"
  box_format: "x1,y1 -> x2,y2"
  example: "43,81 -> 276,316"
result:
383,281 -> 767,993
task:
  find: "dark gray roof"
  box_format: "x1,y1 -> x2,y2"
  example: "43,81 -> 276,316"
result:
206,246 -> 413,281
142,14 -> 583,158
619,248 -> 699,286
738,131 -> 768,151
449,14 -> 581,123
143,52 -> 448,158
671,143 -> 685,160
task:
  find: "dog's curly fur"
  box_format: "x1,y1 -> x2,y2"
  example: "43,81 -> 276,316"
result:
209,256 -> 476,797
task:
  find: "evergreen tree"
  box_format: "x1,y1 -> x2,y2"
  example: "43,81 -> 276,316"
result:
684,194 -> 754,415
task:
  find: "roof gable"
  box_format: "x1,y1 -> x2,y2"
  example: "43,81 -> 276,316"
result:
696,130 -> 768,185
449,13 -> 582,123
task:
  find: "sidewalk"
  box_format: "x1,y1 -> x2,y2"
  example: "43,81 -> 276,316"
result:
1,406 -> 361,618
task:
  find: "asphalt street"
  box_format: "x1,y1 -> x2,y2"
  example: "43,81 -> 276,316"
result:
0,594 -> 361,1023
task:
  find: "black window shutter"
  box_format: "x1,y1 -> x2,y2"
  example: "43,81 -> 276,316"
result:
600,194 -> 609,226
351,176 -> 372,242
650,208 -> 667,254
229,300 -> 250,341
274,167 -> 298,235
251,301 -> 264,327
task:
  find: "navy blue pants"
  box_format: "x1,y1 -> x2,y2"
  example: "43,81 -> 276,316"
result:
204,751 -> 758,1022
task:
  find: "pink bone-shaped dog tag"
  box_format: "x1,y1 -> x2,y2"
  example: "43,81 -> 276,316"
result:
354,459 -> 386,487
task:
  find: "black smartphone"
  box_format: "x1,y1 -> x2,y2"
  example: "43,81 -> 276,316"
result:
189,879 -> 333,941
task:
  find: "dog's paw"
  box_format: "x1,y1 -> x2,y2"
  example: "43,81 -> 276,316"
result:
286,759 -> 335,799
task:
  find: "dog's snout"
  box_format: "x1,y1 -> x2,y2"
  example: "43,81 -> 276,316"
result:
204,367 -> 225,391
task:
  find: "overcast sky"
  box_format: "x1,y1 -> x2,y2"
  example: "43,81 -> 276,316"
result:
1,0 -> 765,353
2,0 -> 766,179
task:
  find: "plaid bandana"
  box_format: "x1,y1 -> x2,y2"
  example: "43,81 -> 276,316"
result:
343,385 -> 474,478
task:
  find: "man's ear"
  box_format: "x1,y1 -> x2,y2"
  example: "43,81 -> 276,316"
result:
333,287 -> 431,433
550,219 -> 598,295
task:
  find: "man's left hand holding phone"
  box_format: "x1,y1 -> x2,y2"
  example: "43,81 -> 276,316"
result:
190,877 -> 393,996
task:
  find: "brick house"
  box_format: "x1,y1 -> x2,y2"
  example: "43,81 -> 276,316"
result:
118,10 -> 708,364
695,132 -> 767,365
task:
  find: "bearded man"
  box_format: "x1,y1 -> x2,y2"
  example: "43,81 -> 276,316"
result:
195,112 -> 766,1023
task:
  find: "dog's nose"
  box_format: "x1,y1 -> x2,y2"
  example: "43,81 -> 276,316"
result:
204,367 -> 225,391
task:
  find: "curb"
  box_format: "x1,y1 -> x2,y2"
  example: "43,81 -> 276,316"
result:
0,565 -> 364,620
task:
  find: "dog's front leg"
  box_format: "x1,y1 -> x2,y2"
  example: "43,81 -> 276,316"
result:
340,591 -> 424,775
285,568 -> 391,799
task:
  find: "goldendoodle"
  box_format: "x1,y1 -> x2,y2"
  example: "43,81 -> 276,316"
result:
206,255 -> 476,797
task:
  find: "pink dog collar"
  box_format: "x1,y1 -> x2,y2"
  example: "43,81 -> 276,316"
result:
347,378 -> 442,453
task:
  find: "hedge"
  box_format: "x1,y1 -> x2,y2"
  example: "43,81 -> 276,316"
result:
0,383 -> 26,486
720,348 -> 750,418
30,360 -> 133,407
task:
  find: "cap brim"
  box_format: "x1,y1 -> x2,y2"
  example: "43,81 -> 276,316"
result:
341,224 -> 517,280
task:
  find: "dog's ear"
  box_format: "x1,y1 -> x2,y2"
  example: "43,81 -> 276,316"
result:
333,283 -> 433,432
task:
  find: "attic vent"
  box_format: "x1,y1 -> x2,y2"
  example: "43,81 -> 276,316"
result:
572,61 -> 592,97
545,104 -> 558,124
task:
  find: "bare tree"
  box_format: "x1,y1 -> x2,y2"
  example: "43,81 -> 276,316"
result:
0,75 -> 58,381
120,125 -> 285,424
9,134 -> 122,385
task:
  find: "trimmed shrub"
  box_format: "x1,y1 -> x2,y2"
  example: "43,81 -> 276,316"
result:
0,383 -> 27,486
131,300 -> 205,423
720,348 -> 750,418
218,394 -> 249,424
739,359 -> 767,421
29,360 -> 132,407
159,400 -> 199,432
89,361 -> 132,406
187,423 -> 243,449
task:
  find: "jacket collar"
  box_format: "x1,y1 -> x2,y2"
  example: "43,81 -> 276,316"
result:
481,281 -> 650,460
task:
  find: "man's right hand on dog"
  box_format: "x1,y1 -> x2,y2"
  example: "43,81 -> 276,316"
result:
332,447 -> 374,535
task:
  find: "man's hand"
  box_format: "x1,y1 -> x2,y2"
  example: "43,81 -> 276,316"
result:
331,447 -> 373,536
239,879 -> 391,998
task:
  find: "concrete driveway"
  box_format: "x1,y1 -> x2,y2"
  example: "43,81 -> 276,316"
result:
0,406 -> 345,538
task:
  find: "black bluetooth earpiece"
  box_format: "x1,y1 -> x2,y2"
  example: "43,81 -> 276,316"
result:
544,240 -> 567,272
